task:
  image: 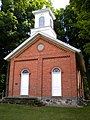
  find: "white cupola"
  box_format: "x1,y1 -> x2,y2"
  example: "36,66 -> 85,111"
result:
31,7 -> 57,38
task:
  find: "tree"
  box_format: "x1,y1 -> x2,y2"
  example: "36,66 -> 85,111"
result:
70,0 -> 90,94
0,0 -> 18,97
54,6 -> 80,48
70,0 -> 90,54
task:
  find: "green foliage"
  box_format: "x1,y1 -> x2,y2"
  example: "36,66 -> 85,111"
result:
54,6 -> 80,48
54,8 -> 65,40
84,43 -> 90,55
0,74 -> 6,98
70,0 -> 90,92
0,74 -> 5,84
0,7 -> 18,96
1,0 -> 13,12
0,10 -> 18,63
70,0 -> 90,53
83,74 -> 89,99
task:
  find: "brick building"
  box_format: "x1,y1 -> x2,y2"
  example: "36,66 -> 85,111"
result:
4,8 -> 85,105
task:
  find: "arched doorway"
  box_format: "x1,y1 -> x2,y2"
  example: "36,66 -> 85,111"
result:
52,67 -> 61,96
20,69 -> 29,95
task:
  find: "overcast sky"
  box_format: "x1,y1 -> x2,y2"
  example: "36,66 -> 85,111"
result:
52,0 -> 70,9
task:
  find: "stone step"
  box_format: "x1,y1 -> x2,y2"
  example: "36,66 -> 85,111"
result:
0,97 -> 44,107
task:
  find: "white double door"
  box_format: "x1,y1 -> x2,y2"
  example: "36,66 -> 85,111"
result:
52,70 -> 61,96
20,73 -> 29,95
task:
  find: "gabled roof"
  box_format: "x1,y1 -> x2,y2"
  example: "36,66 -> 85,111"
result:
4,31 -> 86,72
4,31 -> 81,61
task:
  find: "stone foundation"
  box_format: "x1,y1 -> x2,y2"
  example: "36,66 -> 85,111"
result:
1,96 -> 83,107
41,97 -> 78,106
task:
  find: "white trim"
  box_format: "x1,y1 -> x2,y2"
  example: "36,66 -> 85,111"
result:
40,32 -> 81,53
32,8 -> 56,20
31,26 -> 57,38
4,31 -> 81,61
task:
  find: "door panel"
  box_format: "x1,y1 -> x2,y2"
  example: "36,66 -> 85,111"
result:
20,73 -> 29,95
52,68 -> 61,96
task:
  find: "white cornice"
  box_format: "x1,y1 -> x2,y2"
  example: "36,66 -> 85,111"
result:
32,8 -> 56,20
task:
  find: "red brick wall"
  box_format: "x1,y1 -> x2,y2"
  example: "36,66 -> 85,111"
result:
8,36 -> 77,97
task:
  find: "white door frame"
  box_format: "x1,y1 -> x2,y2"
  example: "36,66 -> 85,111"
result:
52,67 -> 62,96
20,70 -> 29,96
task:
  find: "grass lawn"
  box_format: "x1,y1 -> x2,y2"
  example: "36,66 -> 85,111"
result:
0,104 -> 90,120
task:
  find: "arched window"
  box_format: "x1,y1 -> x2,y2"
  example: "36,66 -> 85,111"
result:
52,67 -> 62,96
53,68 -> 60,73
39,16 -> 45,27
20,69 -> 29,96
22,70 -> 29,74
